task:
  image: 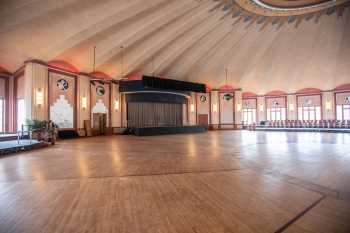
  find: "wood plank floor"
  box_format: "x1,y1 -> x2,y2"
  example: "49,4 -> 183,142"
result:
0,131 -> 349,233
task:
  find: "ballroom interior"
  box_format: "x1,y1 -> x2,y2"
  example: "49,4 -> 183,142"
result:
0,0 -> 350,232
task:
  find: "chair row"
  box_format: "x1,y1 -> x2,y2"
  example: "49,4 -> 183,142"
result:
250,120 -> 350,129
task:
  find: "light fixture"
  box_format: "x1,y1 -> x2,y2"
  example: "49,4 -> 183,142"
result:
237,103 -> 241,112
213,104 -> 218,112
259,104 -> 264,112
114,99 -> 119,111
36,88 -> 44,107
325,101 -> 332,110
81,96 -> 87,110
190,104 -> 195,112
289,103 -> 294,111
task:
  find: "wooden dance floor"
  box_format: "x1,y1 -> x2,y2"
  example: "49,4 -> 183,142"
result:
0,131 -> 349,233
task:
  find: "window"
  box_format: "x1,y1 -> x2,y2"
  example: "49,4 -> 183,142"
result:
17,98 -> 26,131
267,107 -> 286,121
0,98 -> 4,132
242,108 -> 256,125
298,106 -> 321,121
336,105 -> 350,121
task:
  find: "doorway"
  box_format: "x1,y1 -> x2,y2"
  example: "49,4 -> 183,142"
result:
93,113 -> 107,135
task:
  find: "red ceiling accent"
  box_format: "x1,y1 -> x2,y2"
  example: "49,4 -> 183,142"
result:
206,85 -> 212,93
48,60 -> 79,73
265,90 -> 287,96
123,73 -> 142,81
242,92 -> 257,98
296,88 -> 321,94
219,84 -> 234,92
89,71 -> 112,80
334,83 -> 350,91
0,66 -> 11,76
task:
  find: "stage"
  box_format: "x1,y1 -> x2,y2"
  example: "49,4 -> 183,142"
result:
132,125 -> 207,136
0,140 -> 44,156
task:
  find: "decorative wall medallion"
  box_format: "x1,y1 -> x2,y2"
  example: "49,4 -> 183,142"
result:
273,101 -> 279,106
223,93 -> 233,101
96,85 -> 105,96
57,79 -> 69,91
200,95 -> 207,103
346,96 -> 350,103
305,99 -> 312,106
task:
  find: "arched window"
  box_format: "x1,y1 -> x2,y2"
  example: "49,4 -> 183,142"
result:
242,98 -> 257,125
266,97 -> 286,121
0,77 -> 5,132
297,95 -> 321,121
0,98 -> 4,132
336,92 -> 350,121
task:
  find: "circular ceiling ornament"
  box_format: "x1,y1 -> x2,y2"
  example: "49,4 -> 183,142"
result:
57,79 -> 69,91
213,0 -> 349,26
96,85 -> 105,96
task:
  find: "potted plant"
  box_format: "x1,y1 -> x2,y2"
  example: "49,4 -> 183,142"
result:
26,119 -> 46,141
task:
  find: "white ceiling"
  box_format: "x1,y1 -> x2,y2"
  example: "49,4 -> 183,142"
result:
0,0 -> 349,94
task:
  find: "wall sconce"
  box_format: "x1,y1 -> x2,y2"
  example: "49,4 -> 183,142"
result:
81,96 -> 87,110
213,104 -> 217,113
237,103 -> 241,112
190,104 -> 195,113
36,88 -> 44,107
325,101 -> 332,110
114,99 -> 119,111
259,104 -> 264,112
289,103 -> 294,111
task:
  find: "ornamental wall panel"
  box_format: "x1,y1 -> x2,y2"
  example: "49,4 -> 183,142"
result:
196,93 -> 210,115
242,98 -> 257,109
297,95 -> 321,107
91,83 -> 110,125
49,71 -> 76,129
336,92 -> 350,105
219,92 -> 234,125
266,97 -> 286,108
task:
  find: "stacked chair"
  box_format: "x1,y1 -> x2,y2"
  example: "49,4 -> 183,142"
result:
249,120 -> 350,130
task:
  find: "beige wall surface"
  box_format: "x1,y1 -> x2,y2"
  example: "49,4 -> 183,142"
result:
77,75 -> 91,129
11,61 -> 349,133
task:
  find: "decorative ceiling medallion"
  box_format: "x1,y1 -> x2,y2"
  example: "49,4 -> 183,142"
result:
57,79 -> 69,91
200,95 -> 207,103
212,0 -> 349,27
96,85 -> 105,96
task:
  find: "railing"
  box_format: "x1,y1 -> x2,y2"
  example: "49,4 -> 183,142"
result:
16,125 -> 35,145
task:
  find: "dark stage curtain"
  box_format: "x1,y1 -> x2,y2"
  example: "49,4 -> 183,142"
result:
127,102 -> 183,128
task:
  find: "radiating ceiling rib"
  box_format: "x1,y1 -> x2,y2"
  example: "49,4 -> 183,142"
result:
186,22 -> 257,85
94,0 -> 198,74
55,0 -> 180,70
164,17 -> 242,79
100,0 -> 214,77
0,0 -> 349,93
128,1 -> 223,76
158,10 -> 236,77
48,0 -> 162,62
0,0 -> 83,33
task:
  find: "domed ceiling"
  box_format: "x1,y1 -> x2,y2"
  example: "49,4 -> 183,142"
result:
0,0 -> 349,94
